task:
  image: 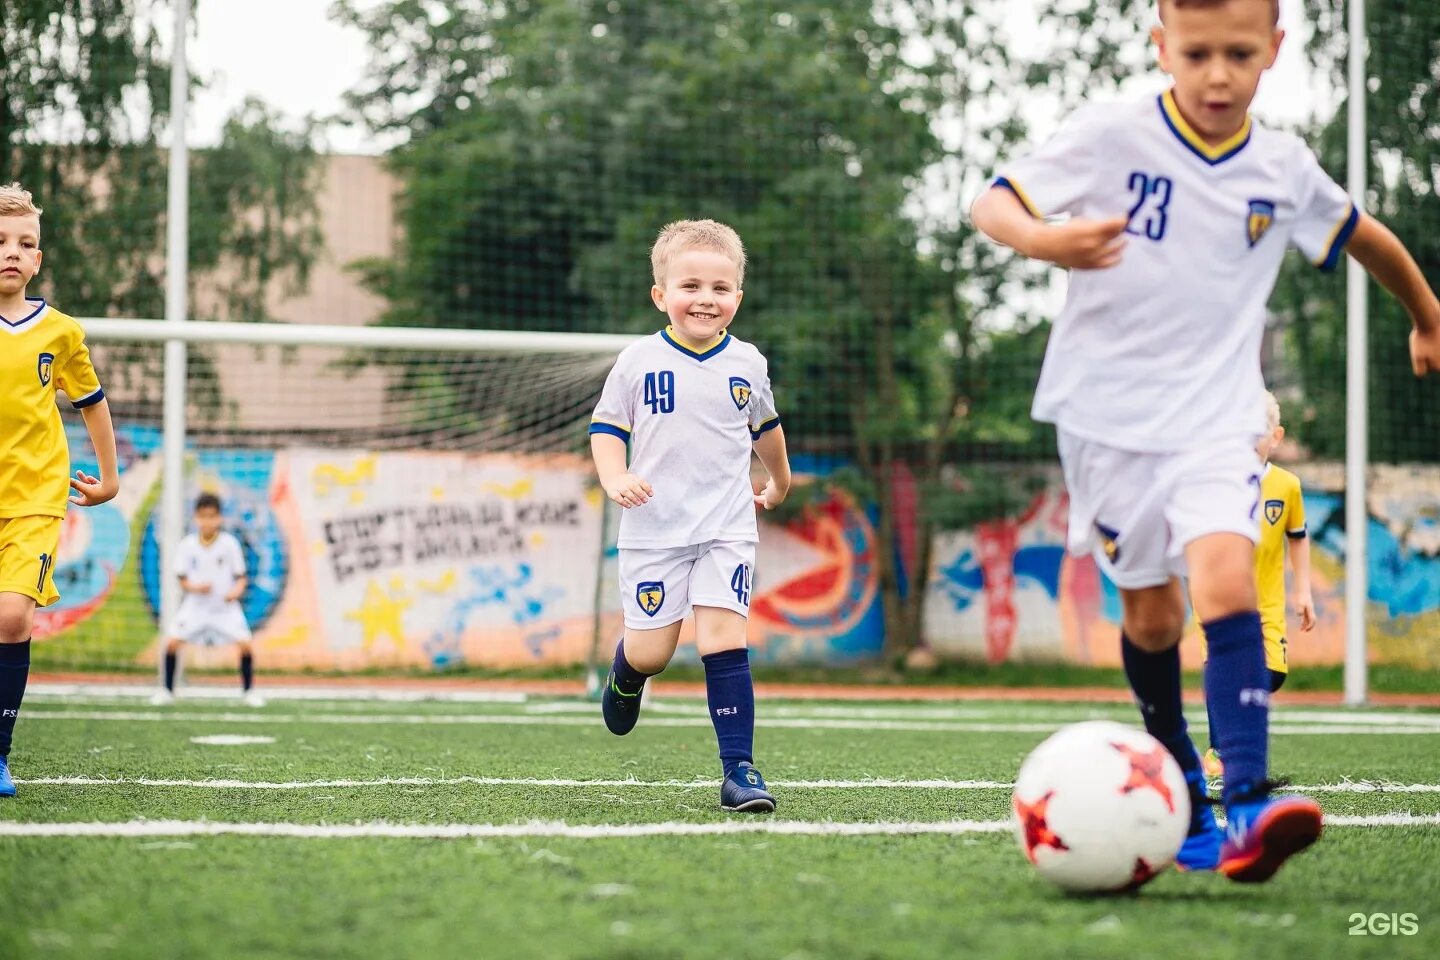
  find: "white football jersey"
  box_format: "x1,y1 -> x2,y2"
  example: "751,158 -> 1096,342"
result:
590,327 -> 780,548
989,90 -> 1357,451
175,531 -> 248,619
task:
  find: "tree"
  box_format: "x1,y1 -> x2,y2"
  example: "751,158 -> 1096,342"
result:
1,0 -> 323,415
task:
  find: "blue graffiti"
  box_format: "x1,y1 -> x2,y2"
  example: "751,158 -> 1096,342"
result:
438,564 -> 565,666
937,543 -> 1067,612
1307,493 -> 1440,618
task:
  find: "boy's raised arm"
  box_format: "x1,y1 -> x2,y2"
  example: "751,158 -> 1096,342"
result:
1343,214 -> 1440,376
971,187 -> 1129,271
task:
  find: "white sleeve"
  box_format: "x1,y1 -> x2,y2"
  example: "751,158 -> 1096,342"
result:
173,538 -> 194,577
589,352 -> 635,443
986,105 -> 1108,219
228,536 -> 248,578
1288,144 -> 1358,272
748,358 -> 780,440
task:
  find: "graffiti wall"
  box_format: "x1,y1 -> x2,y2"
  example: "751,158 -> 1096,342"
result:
923,466 -> 1440,669
39,430 -> 885,670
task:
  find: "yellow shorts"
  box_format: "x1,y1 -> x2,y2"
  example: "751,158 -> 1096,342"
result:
0,515 -> 62,607
1196,622 -> 1289,675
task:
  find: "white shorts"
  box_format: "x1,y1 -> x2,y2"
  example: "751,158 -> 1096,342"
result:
618,540 -> 756,630
1058,431 -> 1262,590
170,605 -> 252,647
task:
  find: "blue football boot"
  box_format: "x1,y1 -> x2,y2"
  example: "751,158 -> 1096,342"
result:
720,762 -> 776,813
1220,792 -> 1323,883
1175,795 -> 1222,871
0,756 -> 16,798
600,671 -> 645,736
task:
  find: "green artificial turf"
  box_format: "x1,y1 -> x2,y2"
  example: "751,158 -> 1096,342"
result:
2,693 -> 1438,959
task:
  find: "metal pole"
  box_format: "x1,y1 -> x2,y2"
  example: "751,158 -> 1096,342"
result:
1343,0 -> 1369,707
159,0 -> 192,687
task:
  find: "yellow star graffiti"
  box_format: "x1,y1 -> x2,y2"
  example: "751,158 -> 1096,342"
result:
345,580 -> 412,652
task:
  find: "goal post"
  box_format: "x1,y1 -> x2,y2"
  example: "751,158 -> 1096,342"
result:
45,317 -> 633,680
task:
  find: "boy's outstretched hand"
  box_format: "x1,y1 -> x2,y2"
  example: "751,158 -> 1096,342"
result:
753,477 -> 787,511
1028,216 -> 1129,270
68,469 -> 117,507
1410,326 -> 1440,376
604,472 -> 654,509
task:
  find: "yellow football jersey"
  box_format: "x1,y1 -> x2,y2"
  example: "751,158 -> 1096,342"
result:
1195,462 -> 1306,672
0,300 -> 104,519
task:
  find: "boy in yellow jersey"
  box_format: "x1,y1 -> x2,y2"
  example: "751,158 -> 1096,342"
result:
1200,391 -> 1314,778
0,183 -> 119,797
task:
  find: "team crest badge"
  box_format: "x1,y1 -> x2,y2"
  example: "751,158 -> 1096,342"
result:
729,376 -> 752,410
1264,499 -> 1284,525
37,352 -> 53,387
636,581 -> 665,618
1095,522 -> 1121,563
1247,199 -> 1276,248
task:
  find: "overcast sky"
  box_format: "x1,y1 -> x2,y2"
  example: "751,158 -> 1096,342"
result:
186,0 -> 1329,155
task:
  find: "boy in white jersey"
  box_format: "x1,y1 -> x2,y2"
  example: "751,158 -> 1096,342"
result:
973,0 -> 1440,883
590,220 -> 791,812
0,183 -> 120,799
153,493 -> 262,707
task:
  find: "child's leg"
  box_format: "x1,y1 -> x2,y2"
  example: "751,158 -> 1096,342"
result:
611,622 -> 683,690
0,592 -> 36,763
694,606 -> 752,779
1118,580 -> 1204,778
238,641 -> 255,691
164,638 -> 182,692
1186,531 -> 1267,806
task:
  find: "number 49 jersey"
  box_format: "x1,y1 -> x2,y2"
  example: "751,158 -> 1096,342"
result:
590,326 -> 780,549
990,91 -> 1357,452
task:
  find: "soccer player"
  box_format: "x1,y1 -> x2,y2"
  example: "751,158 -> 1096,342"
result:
153,493 -> 262,707
971,0 -> 1440,881
0,183 -> 120,798
589,219 -> 790,813
1199,391 -> 1314,779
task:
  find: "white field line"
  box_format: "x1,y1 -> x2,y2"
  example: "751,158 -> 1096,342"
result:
16,775 -> 1440,794
24,683 -> 527,705
17,709 -> 1440,736
0,813 -> 1435,840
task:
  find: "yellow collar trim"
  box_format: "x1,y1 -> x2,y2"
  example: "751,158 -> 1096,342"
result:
664,325 -> 727,355
1161,90 -> 1252,162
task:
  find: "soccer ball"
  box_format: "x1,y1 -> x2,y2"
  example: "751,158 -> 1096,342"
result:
1012,720 -> 1190,893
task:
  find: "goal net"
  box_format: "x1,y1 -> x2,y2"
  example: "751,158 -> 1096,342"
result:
42,321 -> 629,676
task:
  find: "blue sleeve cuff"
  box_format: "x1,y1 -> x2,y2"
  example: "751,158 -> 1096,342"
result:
993,177 -> 1041,219
750,416 -> 782,441
1317,205 -> 1359,273
71,387 -> 106,409
1286,526 -> 1308,540
588,422 -> 631,442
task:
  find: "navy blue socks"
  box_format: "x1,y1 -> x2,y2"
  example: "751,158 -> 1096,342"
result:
610,639 -> 652,695
0,640 -> 31,759
702,647 -> 754,778
164,651 -> 178,691
1121,633 -> 1202,778
1202,610 -> 1270,806
241,653 -> 254,692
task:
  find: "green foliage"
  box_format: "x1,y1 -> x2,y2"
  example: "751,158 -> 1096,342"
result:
0,1 -> 323,327
1285,0 -> 1440,462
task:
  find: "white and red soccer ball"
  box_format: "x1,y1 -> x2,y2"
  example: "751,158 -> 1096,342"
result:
1012,720 -> 1191,893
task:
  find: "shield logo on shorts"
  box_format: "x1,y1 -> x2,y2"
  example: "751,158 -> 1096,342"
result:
37,352 -> 53,387
1247,199 -> 1275,248
636,581 -> 665,617
729,376 -> 751,411
1095,522 -> 1121,562
1264,499 -> 1284,525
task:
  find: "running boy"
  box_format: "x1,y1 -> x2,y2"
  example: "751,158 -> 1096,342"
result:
971,0 -> 1440,881
589,219 -> 790,812
153,492 -> 261,707
0,183 -> 120,797
1200,391 -> 1313,778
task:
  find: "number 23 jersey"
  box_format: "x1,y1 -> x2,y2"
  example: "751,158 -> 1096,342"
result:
991,91 -> 1356,452
590,327 -> 780,549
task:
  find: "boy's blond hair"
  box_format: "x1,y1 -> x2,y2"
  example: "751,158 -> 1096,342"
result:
0,182 -> 43,221
651,219 -> 746,287
1263,390 -> 1282,433
1158,0 -> 1280,25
